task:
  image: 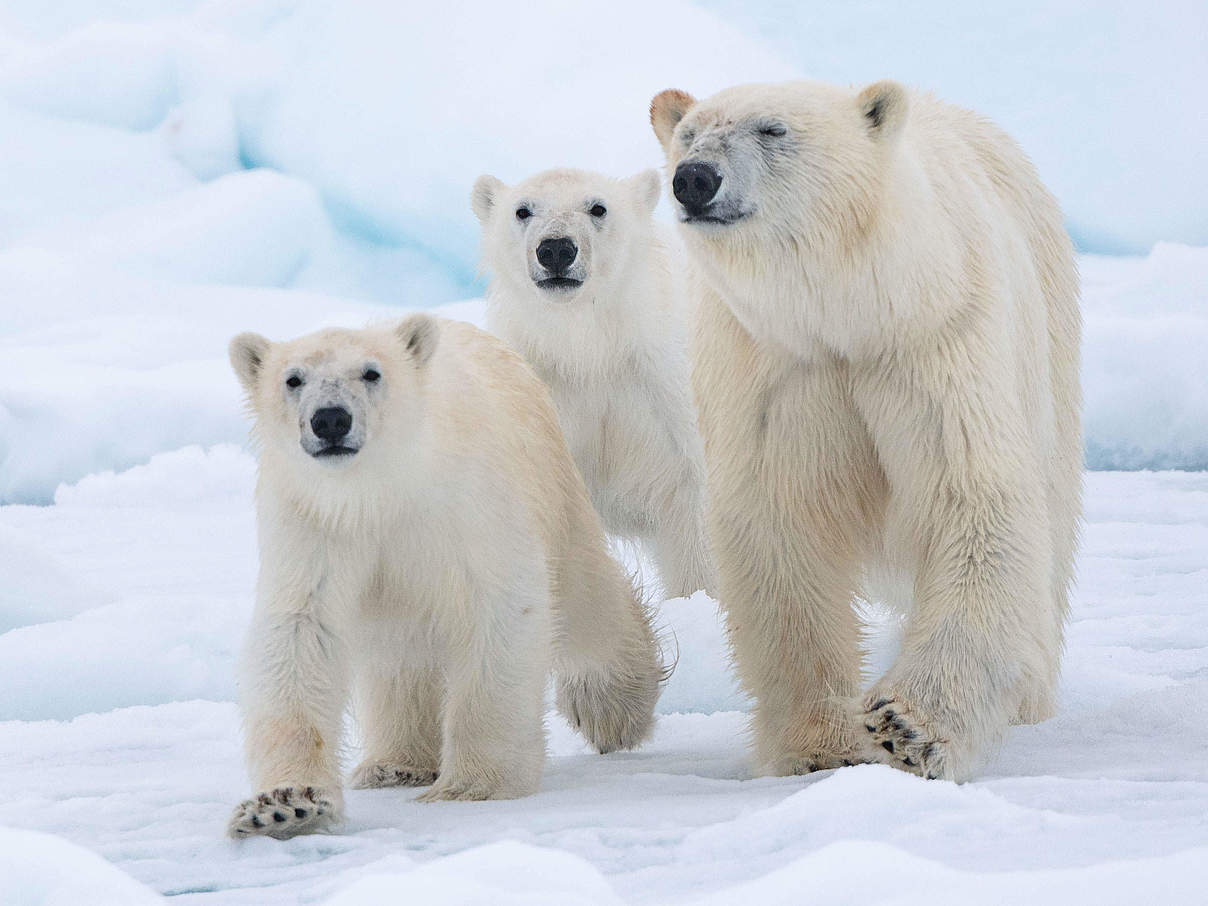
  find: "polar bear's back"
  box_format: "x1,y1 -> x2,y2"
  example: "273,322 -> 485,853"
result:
906,92 -> 1077,315
423,317 -> 584,546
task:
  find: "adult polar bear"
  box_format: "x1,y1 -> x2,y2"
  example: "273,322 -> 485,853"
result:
651,80 -> 1081,781
226,316 -> 662,837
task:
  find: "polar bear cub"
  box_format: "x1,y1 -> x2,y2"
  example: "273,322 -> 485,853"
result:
651,80 -> 1081,781
226,315 -> 663,838
472,167 -> 716,599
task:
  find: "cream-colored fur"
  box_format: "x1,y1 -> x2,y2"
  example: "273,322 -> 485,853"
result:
472,167 -> 716,599
226,315 -> 663,838
651,80 -> 1081,781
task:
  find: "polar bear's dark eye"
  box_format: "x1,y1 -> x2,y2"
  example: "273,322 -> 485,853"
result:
285,374 -> 303,389
362,368 -> 380,383
515,207 -> 532,221
590,204 -> 607,218
759,124 -> 787,138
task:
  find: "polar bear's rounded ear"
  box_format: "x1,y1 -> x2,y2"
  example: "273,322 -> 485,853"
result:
627,169 -> 661,215
471,175 -> 505,223
650,89 -> 696,151
858,80 -> 908,141
397,313 -> 439,367
229,332 -> 270,392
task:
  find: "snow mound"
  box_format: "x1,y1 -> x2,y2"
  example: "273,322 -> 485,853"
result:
0,446 -> 253,720
694,839 -> 1208,906
0,524 -> 104,632
322,842 -> 623,906
0,825 -> 161,906
0,22 -> 177,130
53,444 -> 253,508
0,593 -> 241,721
1082,244 -> 1208,470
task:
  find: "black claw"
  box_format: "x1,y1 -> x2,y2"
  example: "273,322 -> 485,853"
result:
250,815 -> 263,828
903,757 -> 917,766
882,709 -> 896,721
890,719 -> 905,731
294,808 -> 308,819
272,811 -> 286,823
869,698 -> 890,711
881,740 -> 895,754
864,724 -> 877,733
926,772 -> 938,780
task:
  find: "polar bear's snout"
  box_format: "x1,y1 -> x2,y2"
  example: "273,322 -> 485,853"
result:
672,161 -> 722,216
531,230 -> 587,294
536,236 -> 578,273
309,406 -> 355,456
295,377 -> 370,461
300,394 -> 364,460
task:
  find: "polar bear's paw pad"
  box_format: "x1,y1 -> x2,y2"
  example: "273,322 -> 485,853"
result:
227,786 -> 338,839
860,697 -> 952,780
348,760 -> 438,789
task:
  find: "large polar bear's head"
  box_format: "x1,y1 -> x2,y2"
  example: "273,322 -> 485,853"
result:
649,80 -> 908,254
228,315 -> 438,473
471,167 -> 661,305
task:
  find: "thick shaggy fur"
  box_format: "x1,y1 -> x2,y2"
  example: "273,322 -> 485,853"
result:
473,168 -> 716,598
226,316 -> 663,838
651,80 -> 1081,781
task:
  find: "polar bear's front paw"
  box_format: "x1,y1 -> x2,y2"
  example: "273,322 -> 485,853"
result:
348,760 -> 438,789
227,786 -> 339,839
860,695 -> 952,780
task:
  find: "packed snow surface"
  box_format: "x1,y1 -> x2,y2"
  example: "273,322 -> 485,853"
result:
1,456 -> 1205,904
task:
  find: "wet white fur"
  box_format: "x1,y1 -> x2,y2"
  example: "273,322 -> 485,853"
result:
226,316 -> 663,837
652,80 -> 1081,780
473,167 -> 716,599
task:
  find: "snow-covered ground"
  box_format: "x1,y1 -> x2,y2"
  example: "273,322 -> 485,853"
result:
2,1 -> 1206,902
1,456 -> 1206,904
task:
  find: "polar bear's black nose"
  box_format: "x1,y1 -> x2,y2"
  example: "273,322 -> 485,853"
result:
311,406 -> 352,442
673,161 -> 722,213
536,237 -> 578,274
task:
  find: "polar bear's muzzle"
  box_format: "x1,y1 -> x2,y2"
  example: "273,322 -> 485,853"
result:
531,235 -> 587,294
673,159 -> 749,226
304,405 -> 360,459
